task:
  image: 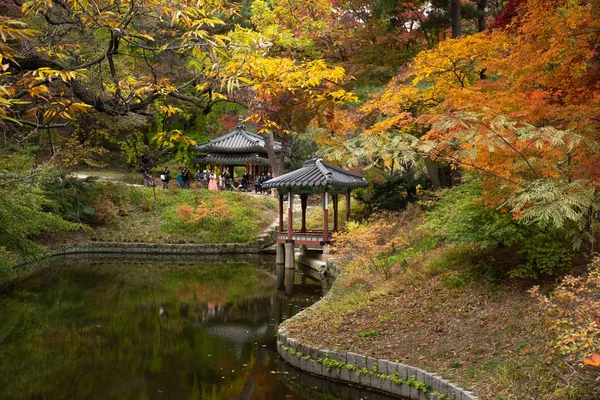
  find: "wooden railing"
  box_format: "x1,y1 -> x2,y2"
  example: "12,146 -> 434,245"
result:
277,230 -> 334,245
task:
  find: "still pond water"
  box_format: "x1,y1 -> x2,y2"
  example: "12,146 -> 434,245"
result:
0,255 -> 399,400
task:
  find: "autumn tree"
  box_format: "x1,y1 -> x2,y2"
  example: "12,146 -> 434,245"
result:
325,0 -> 600,245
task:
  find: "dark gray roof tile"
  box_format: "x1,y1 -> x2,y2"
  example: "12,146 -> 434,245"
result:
194,125 -> 281,153
191,153 -> 271,166
263,158 -> 369,189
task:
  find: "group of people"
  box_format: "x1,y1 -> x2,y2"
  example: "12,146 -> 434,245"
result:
254,173 -> 272,194
144,166 -> 271,193
193,170 -> 219,191
174,167 -> 192,189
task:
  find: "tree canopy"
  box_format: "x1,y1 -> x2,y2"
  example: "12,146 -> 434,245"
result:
2,0 -> 600,259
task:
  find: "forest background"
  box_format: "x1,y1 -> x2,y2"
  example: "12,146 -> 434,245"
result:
1,0 -> 600,397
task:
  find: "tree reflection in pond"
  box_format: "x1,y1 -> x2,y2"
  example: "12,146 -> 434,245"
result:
0,260 -> 327,400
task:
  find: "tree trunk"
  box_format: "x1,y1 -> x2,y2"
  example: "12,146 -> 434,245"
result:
262,132 -> 284,177
451,0 -> 462,38
477,0 -> 488,32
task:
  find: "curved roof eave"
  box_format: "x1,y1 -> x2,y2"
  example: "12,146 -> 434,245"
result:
262,158 -> 369,190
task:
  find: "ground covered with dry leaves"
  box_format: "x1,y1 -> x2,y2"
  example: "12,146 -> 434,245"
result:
283,208 -> 600,400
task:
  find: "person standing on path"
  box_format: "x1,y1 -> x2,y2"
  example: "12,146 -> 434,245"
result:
242,172 -> 249,192
176,169 -> 184,188
202,170 -> 209,189
182,167 -> 191,189
161,167 -> 170,189
195,169 -> 203,188
208,171 -> 218,191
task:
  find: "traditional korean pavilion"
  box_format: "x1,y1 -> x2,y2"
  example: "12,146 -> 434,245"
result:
192,121 -> 281,178
262,158 -> 369,269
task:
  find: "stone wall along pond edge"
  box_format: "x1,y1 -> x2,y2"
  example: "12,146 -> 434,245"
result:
11,223 -> 279,272
276,259 -> 478,400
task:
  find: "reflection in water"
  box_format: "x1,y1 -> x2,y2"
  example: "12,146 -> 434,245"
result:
276,263 -> 285,289
285,267 -> 295,296
0,258 -> 399,400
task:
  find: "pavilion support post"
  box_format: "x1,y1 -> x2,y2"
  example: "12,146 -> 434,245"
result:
278,193 -> 284,232
333,194 -> 339,232
276,243 -> 285,264
323,191 -> 329,242
287,191 -> 294,241
285,242 -> 295,270
285,191 -> 295,269
346,189 -> 352,222
300,194 -> 308,233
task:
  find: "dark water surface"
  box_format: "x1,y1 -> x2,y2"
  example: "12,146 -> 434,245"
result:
0,255 -> 399,400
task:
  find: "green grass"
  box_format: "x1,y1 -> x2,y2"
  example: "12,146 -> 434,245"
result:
72,183 -> 277,244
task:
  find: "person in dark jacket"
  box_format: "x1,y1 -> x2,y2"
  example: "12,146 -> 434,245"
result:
182,167 -> 191,189
262,172 -> 272,195
161,167 -> 170,190
254,174 -> 263,193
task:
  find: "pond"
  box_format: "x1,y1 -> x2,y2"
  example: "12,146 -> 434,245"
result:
0,255 -> 400,400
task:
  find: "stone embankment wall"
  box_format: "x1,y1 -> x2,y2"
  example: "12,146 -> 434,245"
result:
46,223 -> 278,257
277,258 -> 477,400
49,241 -> 265,257
11,224 -> 278,273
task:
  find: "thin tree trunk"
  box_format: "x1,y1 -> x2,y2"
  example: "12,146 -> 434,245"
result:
262,132 -> 284,177
451,0 -> 462,38
477,0 -> 488,32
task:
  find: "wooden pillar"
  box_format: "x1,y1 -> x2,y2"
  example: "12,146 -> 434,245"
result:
323,191 -> 329,242
346,189 -> 352,221
333,194 -> 339,232
300,194 -> 308,233
278,193 -> 284,232
287,191 -> 294,241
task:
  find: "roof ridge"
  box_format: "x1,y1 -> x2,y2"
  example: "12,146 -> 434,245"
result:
323,162 -> 366,179
239,129 -> 261,144
315,159 -> 332,184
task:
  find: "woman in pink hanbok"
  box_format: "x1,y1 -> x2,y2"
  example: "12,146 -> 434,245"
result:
208,172 -> 218,191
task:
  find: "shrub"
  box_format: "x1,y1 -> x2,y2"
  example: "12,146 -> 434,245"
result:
353,170 -> 431,212
1,184 -> 76,266
41,176 -> 99,225
426,177 -> 578,280
425,178 -> 524,249
333,206 -> 422,277
531,263 -> 600,397
512,233 -> 574,279
91,195 -> 119,224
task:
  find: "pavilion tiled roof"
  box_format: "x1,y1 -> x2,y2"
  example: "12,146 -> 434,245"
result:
192,153 -> 271,166
194,125 -> 281,154
262,158 -> 369,189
